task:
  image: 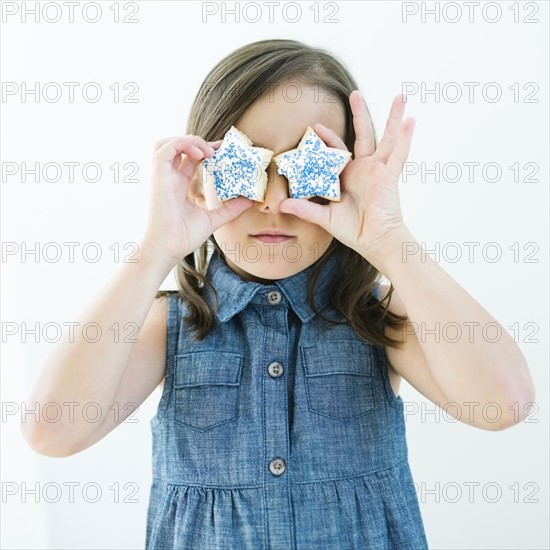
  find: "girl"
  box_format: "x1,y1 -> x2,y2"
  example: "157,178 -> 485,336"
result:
22,39 -> 535,549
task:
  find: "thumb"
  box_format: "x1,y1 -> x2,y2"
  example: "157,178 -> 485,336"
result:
208,196 -> 254,232
280,198 -> 330,231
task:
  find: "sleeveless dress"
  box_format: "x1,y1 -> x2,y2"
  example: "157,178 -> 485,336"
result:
145,250 -> 429,549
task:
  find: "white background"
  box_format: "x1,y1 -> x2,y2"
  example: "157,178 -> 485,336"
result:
1,1 -> 548,548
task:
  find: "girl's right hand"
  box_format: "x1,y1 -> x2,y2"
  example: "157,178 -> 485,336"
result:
140,135 -> 254,267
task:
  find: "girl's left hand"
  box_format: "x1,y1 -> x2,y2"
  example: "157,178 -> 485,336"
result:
279,91 -> 416,272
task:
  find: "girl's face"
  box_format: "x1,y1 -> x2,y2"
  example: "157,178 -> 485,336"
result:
196,82 -> 347,283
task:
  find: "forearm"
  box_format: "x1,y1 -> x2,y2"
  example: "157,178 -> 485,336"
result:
21,243 -> 175,453
369,226 -> 535,414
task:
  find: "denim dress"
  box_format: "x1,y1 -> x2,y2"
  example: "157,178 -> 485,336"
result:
145,249 -> 429,549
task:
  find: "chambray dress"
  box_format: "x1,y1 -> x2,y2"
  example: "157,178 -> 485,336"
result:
145,249 -> 429,549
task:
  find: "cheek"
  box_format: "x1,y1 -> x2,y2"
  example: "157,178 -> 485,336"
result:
308,225 -> 333,247
213,215 -> 242,242
306,221 -> 330,237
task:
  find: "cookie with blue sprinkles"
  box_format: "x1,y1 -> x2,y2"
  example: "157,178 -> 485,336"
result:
202,126 -> 273,202
273,126 -> 352,201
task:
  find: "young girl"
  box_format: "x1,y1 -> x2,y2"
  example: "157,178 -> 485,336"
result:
23,39 -> 535,549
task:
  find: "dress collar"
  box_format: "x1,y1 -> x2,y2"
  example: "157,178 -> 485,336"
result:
204,249 -> 343,323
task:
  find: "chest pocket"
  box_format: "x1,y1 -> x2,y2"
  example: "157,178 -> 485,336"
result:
301,340 -> 377,422
173,351 -> 243,431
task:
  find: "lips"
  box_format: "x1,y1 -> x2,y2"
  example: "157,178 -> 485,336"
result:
250,232 -> 294,244
250,230 -> 294,238
251,233 -> 293,238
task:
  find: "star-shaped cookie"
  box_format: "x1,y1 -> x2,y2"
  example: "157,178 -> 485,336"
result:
273,126 -> 352,201
202,126 -> 273,202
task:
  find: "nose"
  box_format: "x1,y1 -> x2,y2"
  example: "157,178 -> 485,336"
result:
257,162 -> 289,214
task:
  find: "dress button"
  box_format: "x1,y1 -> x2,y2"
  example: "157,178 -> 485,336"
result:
266,290 -> 281,305
269,458 -> 286,476
267,361 -> 284,378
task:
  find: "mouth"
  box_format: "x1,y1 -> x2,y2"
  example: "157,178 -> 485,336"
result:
250,232 -> 294,243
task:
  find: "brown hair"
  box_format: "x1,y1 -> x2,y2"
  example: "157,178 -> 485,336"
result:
156,39 -> 408,347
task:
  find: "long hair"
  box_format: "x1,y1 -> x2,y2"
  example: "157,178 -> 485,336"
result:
156,39 -> 408,347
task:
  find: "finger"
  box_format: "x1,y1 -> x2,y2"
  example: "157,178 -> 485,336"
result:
180,139 -> 223,166
279,197 -> 332,232
207,196 -> 254,232
386,118 -> 416,178
177,153 -> 202,181
313,123 -> 348,151
185,139 -> 224,165
176,144 -> 212,175
349,90 -> 375,159
180,138 -> 225,183
155,136 -> 222,152
376,94 -> 407,162
155,136 -> 216,164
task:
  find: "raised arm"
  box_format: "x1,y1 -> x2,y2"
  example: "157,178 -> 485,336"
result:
21,134 -> 254,456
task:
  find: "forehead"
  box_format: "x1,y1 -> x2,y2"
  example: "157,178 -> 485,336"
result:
235,83 -> 346,156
